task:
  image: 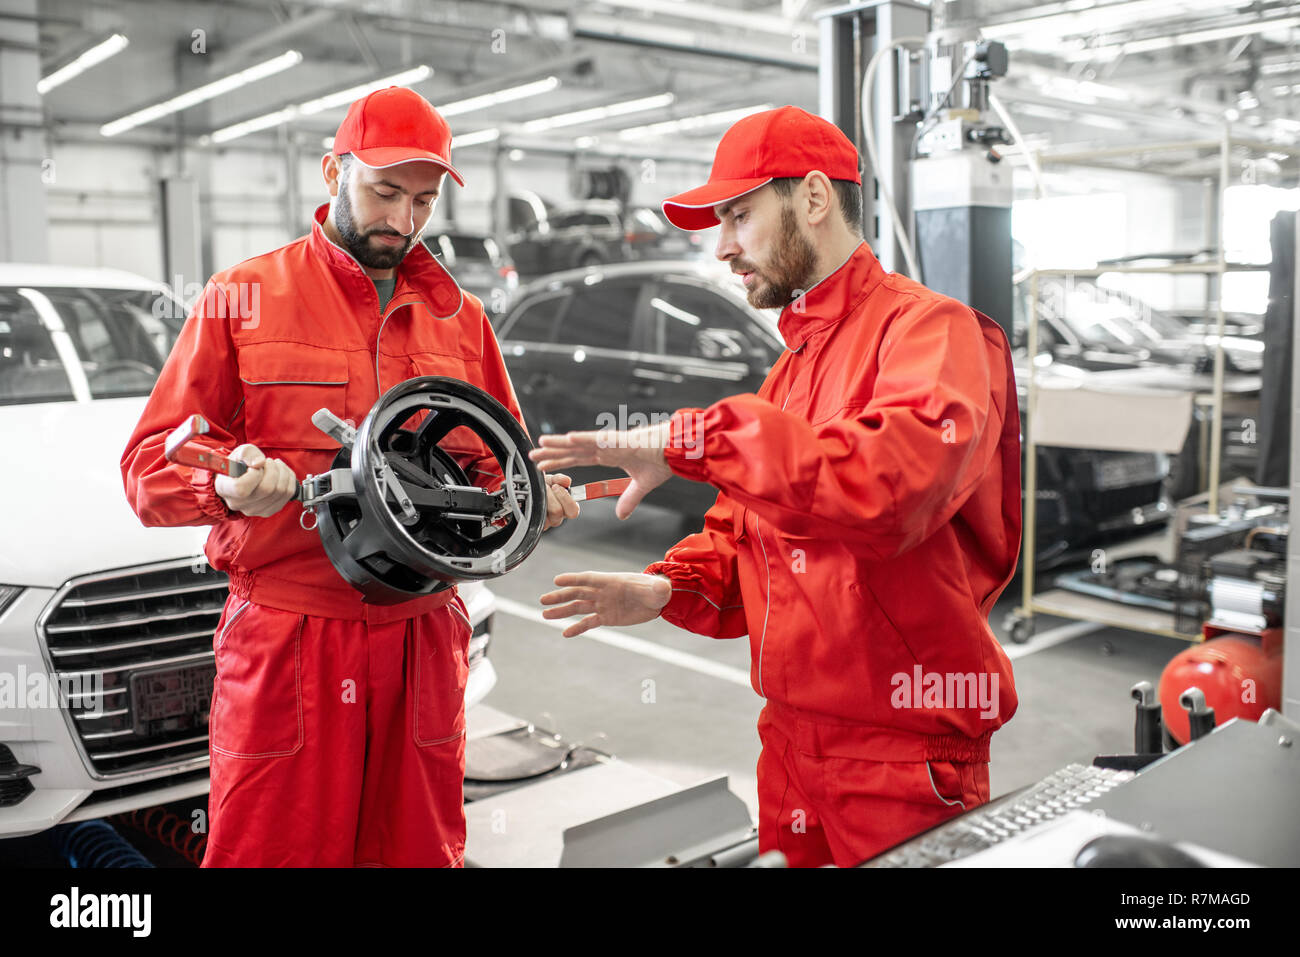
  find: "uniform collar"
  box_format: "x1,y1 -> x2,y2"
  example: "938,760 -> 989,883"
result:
777,241 -> 885,352
308,203 -> 463,318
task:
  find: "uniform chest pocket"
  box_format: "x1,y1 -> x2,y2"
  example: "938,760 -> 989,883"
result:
238,343 -> 350,451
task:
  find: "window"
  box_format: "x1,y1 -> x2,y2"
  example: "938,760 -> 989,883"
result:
0,286 -> 180,404
432,234 -> 501,268
501,290 -> 569,343
627,208 -> 667,235
555,279 -> 642,351
44,288 -> 176,397
0,290 -> 74,404
651,281 -> 760,360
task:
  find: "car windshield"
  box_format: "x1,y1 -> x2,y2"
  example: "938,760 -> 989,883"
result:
627,208 -> 668,234
0,285 -> 181,405
1043,282 -> 1168,351
437,234 -> 501,265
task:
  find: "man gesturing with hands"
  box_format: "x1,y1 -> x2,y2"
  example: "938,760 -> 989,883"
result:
532,106 -> 1022,868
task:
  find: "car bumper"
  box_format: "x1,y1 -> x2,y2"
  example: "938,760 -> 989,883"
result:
1,582 -> 499,838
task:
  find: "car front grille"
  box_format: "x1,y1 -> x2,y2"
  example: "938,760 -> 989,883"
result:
38,559 -> 227,779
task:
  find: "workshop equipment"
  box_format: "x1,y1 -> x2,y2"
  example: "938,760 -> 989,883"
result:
867,710 -> 1300,867
166,377 -> 562,603
1159,633 -> 1282,745
865,763 -> 1136,867
1132,681 -> 1164,755
1093,680 -> 1169,772
1179,687 -> 1217,742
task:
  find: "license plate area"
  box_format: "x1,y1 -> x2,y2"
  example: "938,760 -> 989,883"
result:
130,663 -> 216,736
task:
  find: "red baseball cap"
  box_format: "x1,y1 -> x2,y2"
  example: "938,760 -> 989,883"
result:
662,106 -> 861,230
333,86 -> 465,186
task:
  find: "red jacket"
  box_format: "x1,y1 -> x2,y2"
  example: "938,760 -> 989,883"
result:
645,242 -> 1021,762
122,204 -> 523,622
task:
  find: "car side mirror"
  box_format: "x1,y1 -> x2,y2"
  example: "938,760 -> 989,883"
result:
693,328 -> 747,361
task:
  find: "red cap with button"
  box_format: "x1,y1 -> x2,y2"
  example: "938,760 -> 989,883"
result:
333,86 -> 465,186
662,106 -> 861,230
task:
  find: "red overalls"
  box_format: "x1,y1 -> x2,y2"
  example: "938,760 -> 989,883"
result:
122,205 -> 522,866
646,242 -> 1022,867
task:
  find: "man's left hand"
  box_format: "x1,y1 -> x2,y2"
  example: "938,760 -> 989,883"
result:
530,422 -> 673,520
544,473 -> 580,530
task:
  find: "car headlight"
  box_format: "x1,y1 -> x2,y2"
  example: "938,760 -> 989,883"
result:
0,585 -> 22,617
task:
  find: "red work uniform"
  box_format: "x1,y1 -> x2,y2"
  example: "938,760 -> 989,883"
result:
645,241 -> 1022,867
121,204 -> 522,867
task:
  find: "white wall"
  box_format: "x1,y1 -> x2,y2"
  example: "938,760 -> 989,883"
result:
46,143 -> 164,280
1014,165 -> 1216,314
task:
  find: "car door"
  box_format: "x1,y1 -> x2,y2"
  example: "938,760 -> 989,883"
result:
545,275 -> 647,435
497,286 -> 573,438
631,277 -> 779,422
544,212 -> 587,274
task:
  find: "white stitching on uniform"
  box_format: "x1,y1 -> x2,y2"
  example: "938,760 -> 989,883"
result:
927,760 -> 967,810
670,588 -> 744,611
755,521 -> 771,700
215,599 -> 251,653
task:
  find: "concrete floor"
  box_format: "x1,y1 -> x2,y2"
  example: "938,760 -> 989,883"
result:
477,500 -> 1194,823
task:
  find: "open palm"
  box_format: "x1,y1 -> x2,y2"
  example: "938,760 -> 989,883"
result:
539,571 -> 672,638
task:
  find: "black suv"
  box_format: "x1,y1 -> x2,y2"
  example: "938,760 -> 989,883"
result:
498,260 -> 1170,563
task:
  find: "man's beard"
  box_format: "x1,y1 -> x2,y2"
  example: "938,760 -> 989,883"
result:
334,180 -> 414,269
736,202 -> 818,310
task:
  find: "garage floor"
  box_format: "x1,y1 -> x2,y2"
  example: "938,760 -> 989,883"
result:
484,501 -> 1195,820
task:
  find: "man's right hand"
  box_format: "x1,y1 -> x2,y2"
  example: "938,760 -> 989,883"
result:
215,444 -> 298,517
539,571 -> 672,638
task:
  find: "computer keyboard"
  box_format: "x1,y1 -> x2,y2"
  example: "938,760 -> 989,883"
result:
865,763 -> 1137,867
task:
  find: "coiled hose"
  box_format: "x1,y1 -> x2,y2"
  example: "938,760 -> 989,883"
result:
49,819 -> 154,868
111,807 -> 208,867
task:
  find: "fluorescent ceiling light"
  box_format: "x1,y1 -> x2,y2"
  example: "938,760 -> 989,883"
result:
1077,114 -> 1131,132
440,76 -> 560,117
100,50 -> 303,137
208,65 -> 432,144
982,0 -> 1241,43
1064,15 -> 1300,62
38,33 -> 129,95
295,64 -> 433,115
617,103 -> 773,139
1012,103 -> 1078,123
590,0 -> 813,37
452,128 -> 500,148
1038,76 -> 1131,106
522,92 -> 675,133
1262,60 -> 1300,75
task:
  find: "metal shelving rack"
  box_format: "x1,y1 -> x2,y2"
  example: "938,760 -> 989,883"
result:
1008,132 -> 1300,644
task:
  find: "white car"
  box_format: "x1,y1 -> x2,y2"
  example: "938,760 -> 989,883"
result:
0,264 -> 497,839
